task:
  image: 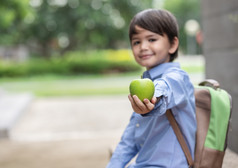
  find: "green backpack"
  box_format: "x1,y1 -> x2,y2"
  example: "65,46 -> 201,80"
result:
166,79 -> 232,168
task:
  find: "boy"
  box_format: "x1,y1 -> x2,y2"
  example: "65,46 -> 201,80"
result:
107,9 -> 196,168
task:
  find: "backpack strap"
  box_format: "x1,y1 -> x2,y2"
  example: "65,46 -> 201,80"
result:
166,109 -> 194,167
199,79 -> 220,90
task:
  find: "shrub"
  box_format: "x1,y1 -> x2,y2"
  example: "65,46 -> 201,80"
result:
0,49 -> 141,77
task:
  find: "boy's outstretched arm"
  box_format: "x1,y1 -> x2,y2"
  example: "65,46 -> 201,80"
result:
128,94 -> 158,114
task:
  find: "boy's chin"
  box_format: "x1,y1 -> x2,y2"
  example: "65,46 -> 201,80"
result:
142,62 -> 157,70
136,60 -> 159,70
138,61 -> 152,67
144,65 -> 155,70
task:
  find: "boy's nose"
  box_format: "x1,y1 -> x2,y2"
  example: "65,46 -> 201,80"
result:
140,41 -> 149,50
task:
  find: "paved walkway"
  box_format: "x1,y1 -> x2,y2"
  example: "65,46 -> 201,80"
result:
0,95 -> 238,168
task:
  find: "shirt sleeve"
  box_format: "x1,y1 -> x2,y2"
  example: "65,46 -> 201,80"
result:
106,113 -> 138,168
145,69 -> 190,116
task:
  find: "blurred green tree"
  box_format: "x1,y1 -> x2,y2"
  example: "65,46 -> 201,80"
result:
24,0 -> 153,58
0,0 -> 201,58
162,0 -> 201,54
0,0 -> 31,45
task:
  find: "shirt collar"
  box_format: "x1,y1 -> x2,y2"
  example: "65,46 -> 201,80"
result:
143,62 -> 180,80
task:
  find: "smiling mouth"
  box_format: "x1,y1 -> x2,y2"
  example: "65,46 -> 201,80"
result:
140,54 -> 153,59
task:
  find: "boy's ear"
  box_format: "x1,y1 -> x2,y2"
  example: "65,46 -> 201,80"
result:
168,37 -> 179,54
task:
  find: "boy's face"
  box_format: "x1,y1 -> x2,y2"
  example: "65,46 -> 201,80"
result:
131,26 -> 178,70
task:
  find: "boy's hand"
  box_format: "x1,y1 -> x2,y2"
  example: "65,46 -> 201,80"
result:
128,94 -> 157,115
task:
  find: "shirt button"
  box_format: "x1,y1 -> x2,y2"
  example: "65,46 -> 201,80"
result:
136,123 -> 140,127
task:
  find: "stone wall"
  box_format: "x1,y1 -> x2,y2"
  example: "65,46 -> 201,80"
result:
201,0 -> 238,153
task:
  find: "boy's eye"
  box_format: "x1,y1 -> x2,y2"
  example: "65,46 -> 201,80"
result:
132,41 -> 140,46
149,38 -> 157,42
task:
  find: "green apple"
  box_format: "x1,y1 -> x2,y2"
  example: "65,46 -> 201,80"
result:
129,78 -> 155,102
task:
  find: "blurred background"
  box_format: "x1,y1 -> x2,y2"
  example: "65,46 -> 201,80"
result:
0,0 -> 237,168
0,0 -> 202,82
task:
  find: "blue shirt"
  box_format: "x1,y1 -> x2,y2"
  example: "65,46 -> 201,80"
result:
107,62 -> 197,168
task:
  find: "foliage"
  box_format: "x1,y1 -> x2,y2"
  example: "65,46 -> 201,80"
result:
0,0 -> 32,45
0,0 -> 201,57
0,0 -> 153,57
0,49 -> 141,77
162,0 -> 201,53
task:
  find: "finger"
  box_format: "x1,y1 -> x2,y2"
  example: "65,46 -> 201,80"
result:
128,95 -> 141,112
132,95 -> 147,112
151,96 -> 157,104
143,99 -> 155,111
128,94 -> 133,102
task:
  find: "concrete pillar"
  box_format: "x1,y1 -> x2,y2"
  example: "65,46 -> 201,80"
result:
201,0 -> 238,153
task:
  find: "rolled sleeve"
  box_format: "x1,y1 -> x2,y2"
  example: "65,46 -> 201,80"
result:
142,71 -> 189,117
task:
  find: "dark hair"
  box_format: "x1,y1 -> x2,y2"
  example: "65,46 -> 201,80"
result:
129,9 -> 179,62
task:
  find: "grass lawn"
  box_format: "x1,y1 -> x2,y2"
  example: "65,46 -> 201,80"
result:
0,58 -> 204,97
0,73 -> 141,97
